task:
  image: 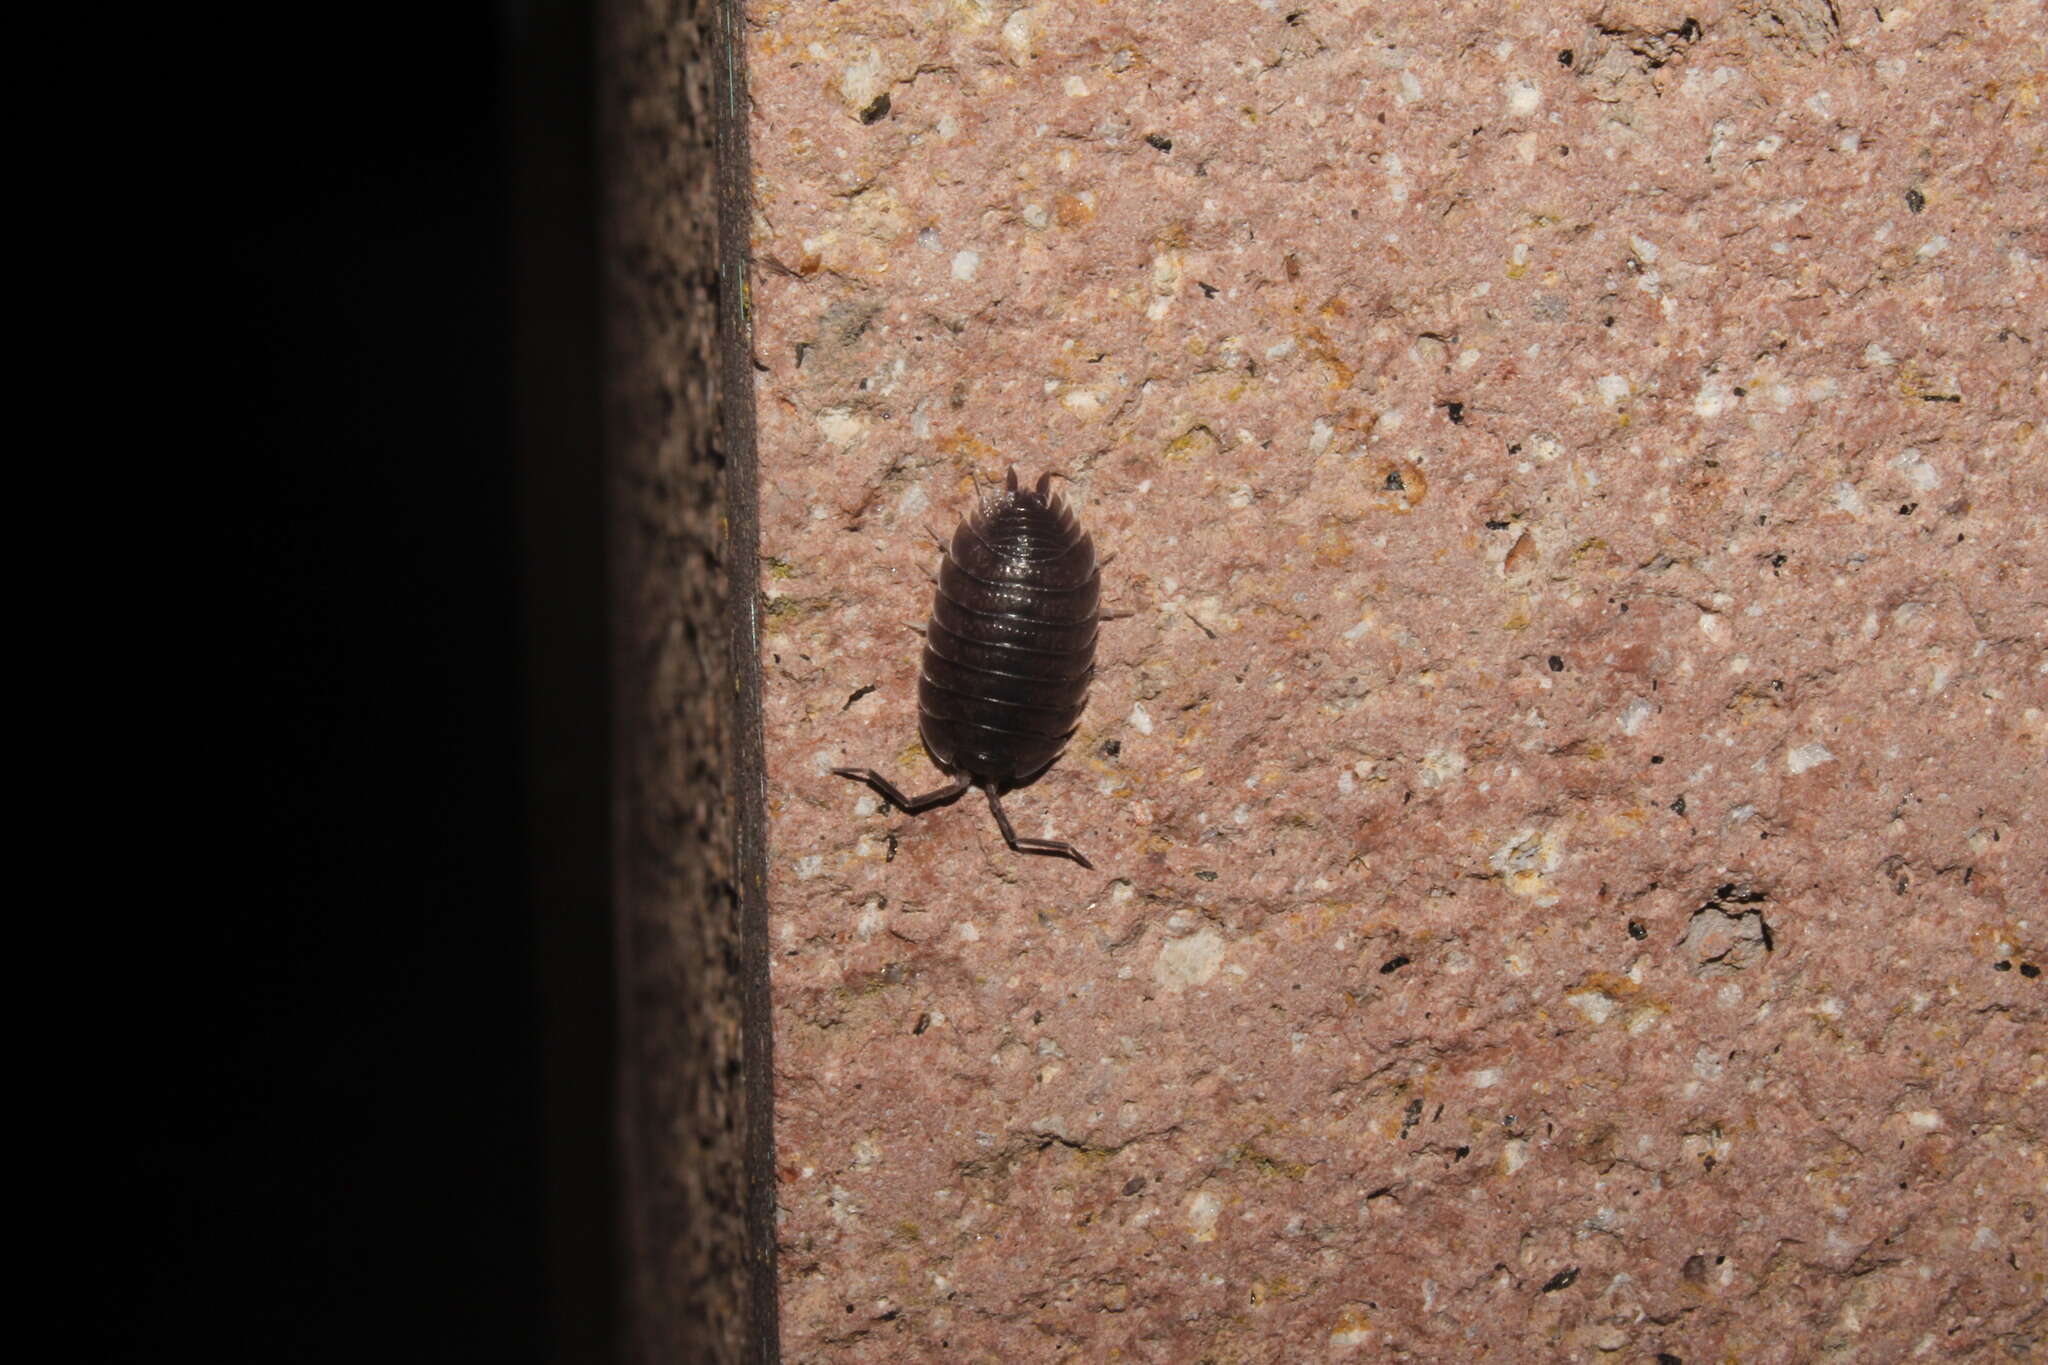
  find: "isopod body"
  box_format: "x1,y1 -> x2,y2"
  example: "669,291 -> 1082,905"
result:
834,467 -> 1102,867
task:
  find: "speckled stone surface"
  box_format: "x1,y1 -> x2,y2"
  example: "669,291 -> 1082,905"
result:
745,2 -> 2046,1359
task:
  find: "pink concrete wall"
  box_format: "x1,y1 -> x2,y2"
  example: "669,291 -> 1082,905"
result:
745,2 -> 2045,1358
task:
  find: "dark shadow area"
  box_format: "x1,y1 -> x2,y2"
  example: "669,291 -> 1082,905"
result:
99,4 -> 610,1359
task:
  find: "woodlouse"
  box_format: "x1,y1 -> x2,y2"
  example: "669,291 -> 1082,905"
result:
835,467 -> 1103,868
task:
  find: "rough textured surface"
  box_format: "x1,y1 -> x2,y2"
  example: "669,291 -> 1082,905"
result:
604,0 -> 772,1358
748,2 -> 2046,1359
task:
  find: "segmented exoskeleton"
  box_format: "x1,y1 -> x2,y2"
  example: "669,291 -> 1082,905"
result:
835,467 -> 1102,867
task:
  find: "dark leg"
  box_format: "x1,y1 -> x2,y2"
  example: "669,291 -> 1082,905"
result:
982,783 -> 1094,869
832,767 -> 969,813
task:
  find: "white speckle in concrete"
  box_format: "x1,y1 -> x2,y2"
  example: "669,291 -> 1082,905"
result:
1186,1189 -> 1221,1241
1001,10 -> 1034,61
1060,388 -> 1103,416
1894,448 -> 1940,490
1491,828 -> 1563,905
1419,747 -> 1468,787
838,47 -> 888,111
856,896 -> 888,941
1566,990 -> 1617,1025
1330,1313 -> 1373,1349
818,408 -> 867,446
1155,930 -> 1226,989
1787,742 -> 1836,775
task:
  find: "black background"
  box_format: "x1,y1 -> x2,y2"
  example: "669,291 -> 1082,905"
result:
104,4 -> 614,1358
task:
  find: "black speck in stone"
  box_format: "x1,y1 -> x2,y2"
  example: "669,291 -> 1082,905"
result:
2022,963 -> 2041,978
1905,187 -> 1925,213
1993,960 -> 2011,971
1650,754 -> 1664,764
1541,1267 -> 1579,1293
1101,738 -> 1121,758
1557,49 -> 1574,65
1733,386 -> 1746,396
1628,919 -> 1647,940
1198,281 -> 1218,298
1671,796 -> 1687,815
1443,400 -> 1465,424
1548,655 -> 1564,672
1900,503 -> 1918,516
858,91 -> 891,124
1384,469 -> 1406,492
1145,132 -> 1173,152
1379,955 -> 1412,974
